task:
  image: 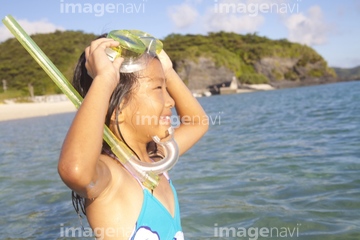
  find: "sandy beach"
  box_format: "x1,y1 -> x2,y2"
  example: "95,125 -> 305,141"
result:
0,101 -> 77,122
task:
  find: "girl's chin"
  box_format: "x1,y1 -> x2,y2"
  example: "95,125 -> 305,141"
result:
153,127 -> 172,140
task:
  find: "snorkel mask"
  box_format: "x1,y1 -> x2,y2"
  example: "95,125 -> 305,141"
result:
105,30 -> 163,73
105,30 -> 179,189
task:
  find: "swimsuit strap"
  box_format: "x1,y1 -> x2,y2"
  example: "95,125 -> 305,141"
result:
163,171 -> 170,181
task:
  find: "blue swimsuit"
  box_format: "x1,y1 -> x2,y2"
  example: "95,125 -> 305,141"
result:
104,150 -> 184,239
130,173 -> 184,240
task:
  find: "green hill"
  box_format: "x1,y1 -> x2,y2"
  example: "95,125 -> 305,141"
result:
0,31 -> 96,96
162,32 -> 337,89
333,66 -> 360,81
0,30 -> 338,98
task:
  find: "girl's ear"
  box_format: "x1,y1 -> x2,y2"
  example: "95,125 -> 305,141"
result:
111,107 -> 125,123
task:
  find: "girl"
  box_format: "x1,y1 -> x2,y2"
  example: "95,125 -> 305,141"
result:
58,33 -> 208,239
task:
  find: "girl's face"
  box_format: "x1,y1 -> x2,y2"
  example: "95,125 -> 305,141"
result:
120,58 -> 175,143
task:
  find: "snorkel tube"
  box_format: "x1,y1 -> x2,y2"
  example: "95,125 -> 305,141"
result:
2,15 -> 179,190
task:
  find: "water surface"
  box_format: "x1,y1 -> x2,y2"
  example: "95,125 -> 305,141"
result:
1,81 -> 359,239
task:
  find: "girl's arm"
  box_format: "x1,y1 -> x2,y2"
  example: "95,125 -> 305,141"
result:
159,51 -> 209,155
58,39 -> 123,198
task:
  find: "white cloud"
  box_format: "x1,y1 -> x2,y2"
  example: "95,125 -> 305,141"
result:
284,5 -> 331,46
203,2 -> 265,33
168,3 -> 199,29
0,18 -> 65,42
168,0 -> 266,34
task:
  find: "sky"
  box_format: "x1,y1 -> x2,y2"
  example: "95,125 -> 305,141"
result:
0,0 -> 359,68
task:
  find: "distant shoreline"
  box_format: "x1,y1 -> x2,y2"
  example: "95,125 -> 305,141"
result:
0,100 -> 76,122
1,80 -> 357,122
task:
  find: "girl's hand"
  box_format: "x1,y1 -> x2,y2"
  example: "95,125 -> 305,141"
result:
158,50 -> 173,76
85,38 -> 124,90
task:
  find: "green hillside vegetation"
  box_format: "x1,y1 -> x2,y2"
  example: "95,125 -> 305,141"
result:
0,30 -> 335,99
333,66 -> 360,81
162,31 -> 335,84
0,31 -> 96,97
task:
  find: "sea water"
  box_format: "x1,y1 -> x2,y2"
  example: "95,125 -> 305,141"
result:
0,81 -> 359,239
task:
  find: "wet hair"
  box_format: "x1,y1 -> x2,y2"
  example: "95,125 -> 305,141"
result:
71,34 -> 164,217
72,34 -> 138,134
